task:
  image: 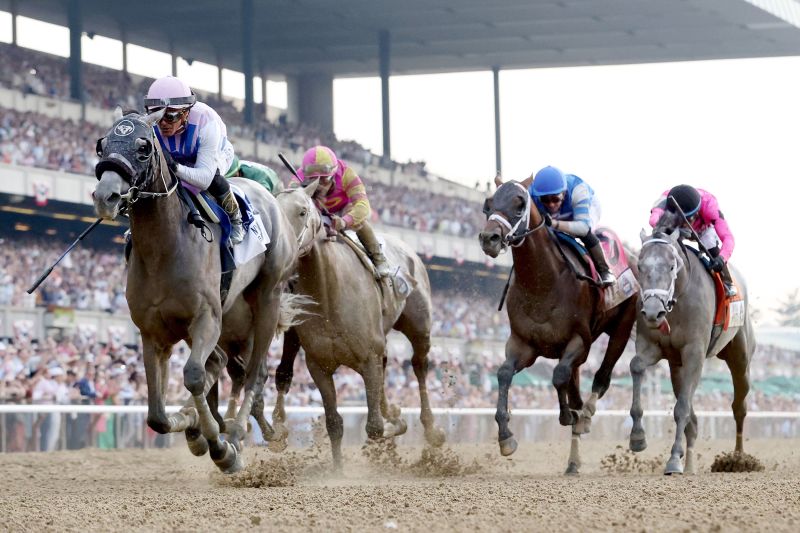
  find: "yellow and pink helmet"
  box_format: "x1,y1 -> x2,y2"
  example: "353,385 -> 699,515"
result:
300,145 -> 338,180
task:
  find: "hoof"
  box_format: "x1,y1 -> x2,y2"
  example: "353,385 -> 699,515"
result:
225,420 -> 246,452
185,430 -> 209,457
383,422 -> 398,438
573,415 -> 592,435
499,436 -> 518,457
425,426 -> 446,448
629,435 -> 648,453
664,457 -> 684,475
271,422 -> 289,442
559,409 -> 578,426
564,461 -> 580,476
214,441 -> 244,474
267,438 -> 288,453
393,418 -> 408,437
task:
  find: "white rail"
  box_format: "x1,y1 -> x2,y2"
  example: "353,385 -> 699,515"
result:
0,404 -> 798,418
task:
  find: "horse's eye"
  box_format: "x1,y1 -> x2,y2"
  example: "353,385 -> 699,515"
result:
300,209 -> 308,217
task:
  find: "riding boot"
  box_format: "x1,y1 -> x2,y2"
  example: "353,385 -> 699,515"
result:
587,242 -> 616,287
356,222 -> 391,278
720,263 -> 738,297
218,190 -> 244,245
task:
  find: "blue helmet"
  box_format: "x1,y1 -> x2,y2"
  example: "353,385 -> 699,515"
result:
531,166 -> 567,196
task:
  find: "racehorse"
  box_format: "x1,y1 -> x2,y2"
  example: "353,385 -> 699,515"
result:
478,178 -> 639,474
631,216 -> 755,474
271,183 -> 445,469
93,109 -> 301,473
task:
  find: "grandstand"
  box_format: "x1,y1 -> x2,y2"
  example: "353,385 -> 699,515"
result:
1,7 -> 799,455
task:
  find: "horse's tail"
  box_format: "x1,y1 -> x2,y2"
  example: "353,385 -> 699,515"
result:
276,292 -> 316,335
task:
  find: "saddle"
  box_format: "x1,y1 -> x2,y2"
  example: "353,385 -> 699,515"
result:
553,228 -> 639,310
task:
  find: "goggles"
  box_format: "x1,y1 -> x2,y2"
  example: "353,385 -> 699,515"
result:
539,194 -> 563,205
303,163 -> 336,178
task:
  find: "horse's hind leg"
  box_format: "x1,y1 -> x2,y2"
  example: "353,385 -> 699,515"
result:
495,334 -> 535,457
719,329 -> 752,453
379,351 -> 407,439
306,357 -> 344,470
565,368 -> 585,475
552,335 -> 587,427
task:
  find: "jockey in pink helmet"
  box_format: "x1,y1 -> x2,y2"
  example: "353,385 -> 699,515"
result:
144,76 -> 243,244
649,184 -> 737,296
292,145 -> 390,278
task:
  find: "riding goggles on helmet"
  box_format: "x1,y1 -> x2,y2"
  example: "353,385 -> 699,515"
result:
143,95 -> 197,112
303,163 -> 337,178
157,109 -> 188,124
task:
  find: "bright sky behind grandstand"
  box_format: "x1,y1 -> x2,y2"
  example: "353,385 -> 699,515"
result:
1,13 -> 797,322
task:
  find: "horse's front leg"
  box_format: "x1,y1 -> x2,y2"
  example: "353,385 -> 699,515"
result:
185,311 -> 240,473
143,337 -> 198,434
629,338 -> 662,452
268,326 -> 301,452
665,344 -> 704,475
496,334 -> 535,457
552,336 -> 587,427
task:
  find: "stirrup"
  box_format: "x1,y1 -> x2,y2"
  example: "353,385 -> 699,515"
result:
724,284 -> 737,297
229,222 -> 244,245
599,271 -> 616,287
374,261 -> 392,278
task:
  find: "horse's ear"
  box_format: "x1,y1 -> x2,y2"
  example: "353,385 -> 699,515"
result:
144,108 -> 165,127
494,173 -> 504,187
302,178 -> 320,197
482,197 -> 493,217
639,228 -> 648,243
113,106 -> 124,121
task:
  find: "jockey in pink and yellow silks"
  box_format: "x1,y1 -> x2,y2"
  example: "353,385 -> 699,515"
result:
292,145 -> 391,278
649,184 -> 737,296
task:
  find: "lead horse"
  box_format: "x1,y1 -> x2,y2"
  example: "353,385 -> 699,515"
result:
271,183 -> 445,469
631,213 -> 755,474
479,179 -> 639,474
93,109 -> 301,473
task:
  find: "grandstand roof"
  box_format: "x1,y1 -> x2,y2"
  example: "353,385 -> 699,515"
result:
11,0 -> 800,77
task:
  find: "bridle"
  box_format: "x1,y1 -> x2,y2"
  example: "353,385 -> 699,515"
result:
640,237 -> 685,313
487,182 -> 546,251
278,189 -> 322,257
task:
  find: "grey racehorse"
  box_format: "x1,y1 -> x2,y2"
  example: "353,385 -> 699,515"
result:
631,224 -> 755,474
93,109 -> 301,473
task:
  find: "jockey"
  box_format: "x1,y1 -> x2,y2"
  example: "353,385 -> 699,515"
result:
292,145 -> 391,278
649,184 -> 737,297
226,157 -> 282,193
143,76 -> 244,244
528,166 -> 616,286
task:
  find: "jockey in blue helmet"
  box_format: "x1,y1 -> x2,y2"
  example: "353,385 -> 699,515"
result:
529,165 -> 616,286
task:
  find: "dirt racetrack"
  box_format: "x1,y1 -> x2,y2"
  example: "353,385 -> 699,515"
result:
1,436 -> 798,532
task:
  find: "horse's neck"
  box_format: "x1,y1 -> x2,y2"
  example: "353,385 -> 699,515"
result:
511,206 -> 563,291
129,185 -> 186,269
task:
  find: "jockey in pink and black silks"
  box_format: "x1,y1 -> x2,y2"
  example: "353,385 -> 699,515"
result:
649,184 -> 737,296
292,145 -> 390,278
143,76 -> 244,245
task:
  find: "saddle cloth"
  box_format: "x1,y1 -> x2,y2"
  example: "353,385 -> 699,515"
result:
181,182 -> 270,269
712,272 -> 745,330
555,227 -> 639,310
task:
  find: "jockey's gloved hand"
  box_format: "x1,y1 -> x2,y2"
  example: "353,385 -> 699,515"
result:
543,213 -> 553,227
162,150 -> 179,175
331,215 -> 347,231
710,256 -> 725,272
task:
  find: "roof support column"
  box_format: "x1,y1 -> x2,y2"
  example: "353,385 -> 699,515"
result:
170,41 -> 177,76
241,0 -> 254,125
217,53 -> 224,100
10,0 -> 17,46
493,65 -> 502,175
261,70 -> 269,120
67,0 -> 83,102
121,28 -> 128,74
379,29 -> 391,162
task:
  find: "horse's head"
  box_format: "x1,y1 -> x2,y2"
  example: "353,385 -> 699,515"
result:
93,108 -> 165,219
478,180 -> 533,257
638,228 -> 685,329
276,180 -> 323,256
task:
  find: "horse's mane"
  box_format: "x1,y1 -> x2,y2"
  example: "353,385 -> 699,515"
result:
653,209 -> 681,235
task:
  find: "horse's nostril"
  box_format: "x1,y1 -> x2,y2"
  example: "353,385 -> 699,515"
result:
107,192 -> 120,203
657,310 -> 666,320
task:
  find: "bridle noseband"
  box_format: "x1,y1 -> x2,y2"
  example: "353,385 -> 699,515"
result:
640,237 -> 685,313
487,183 -> 545,250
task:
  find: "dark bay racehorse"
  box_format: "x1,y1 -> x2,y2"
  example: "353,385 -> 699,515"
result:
478,179 -> 639,474
93,109 -> 301,473
631,218 -> 755,474
272,183 -> 445,469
